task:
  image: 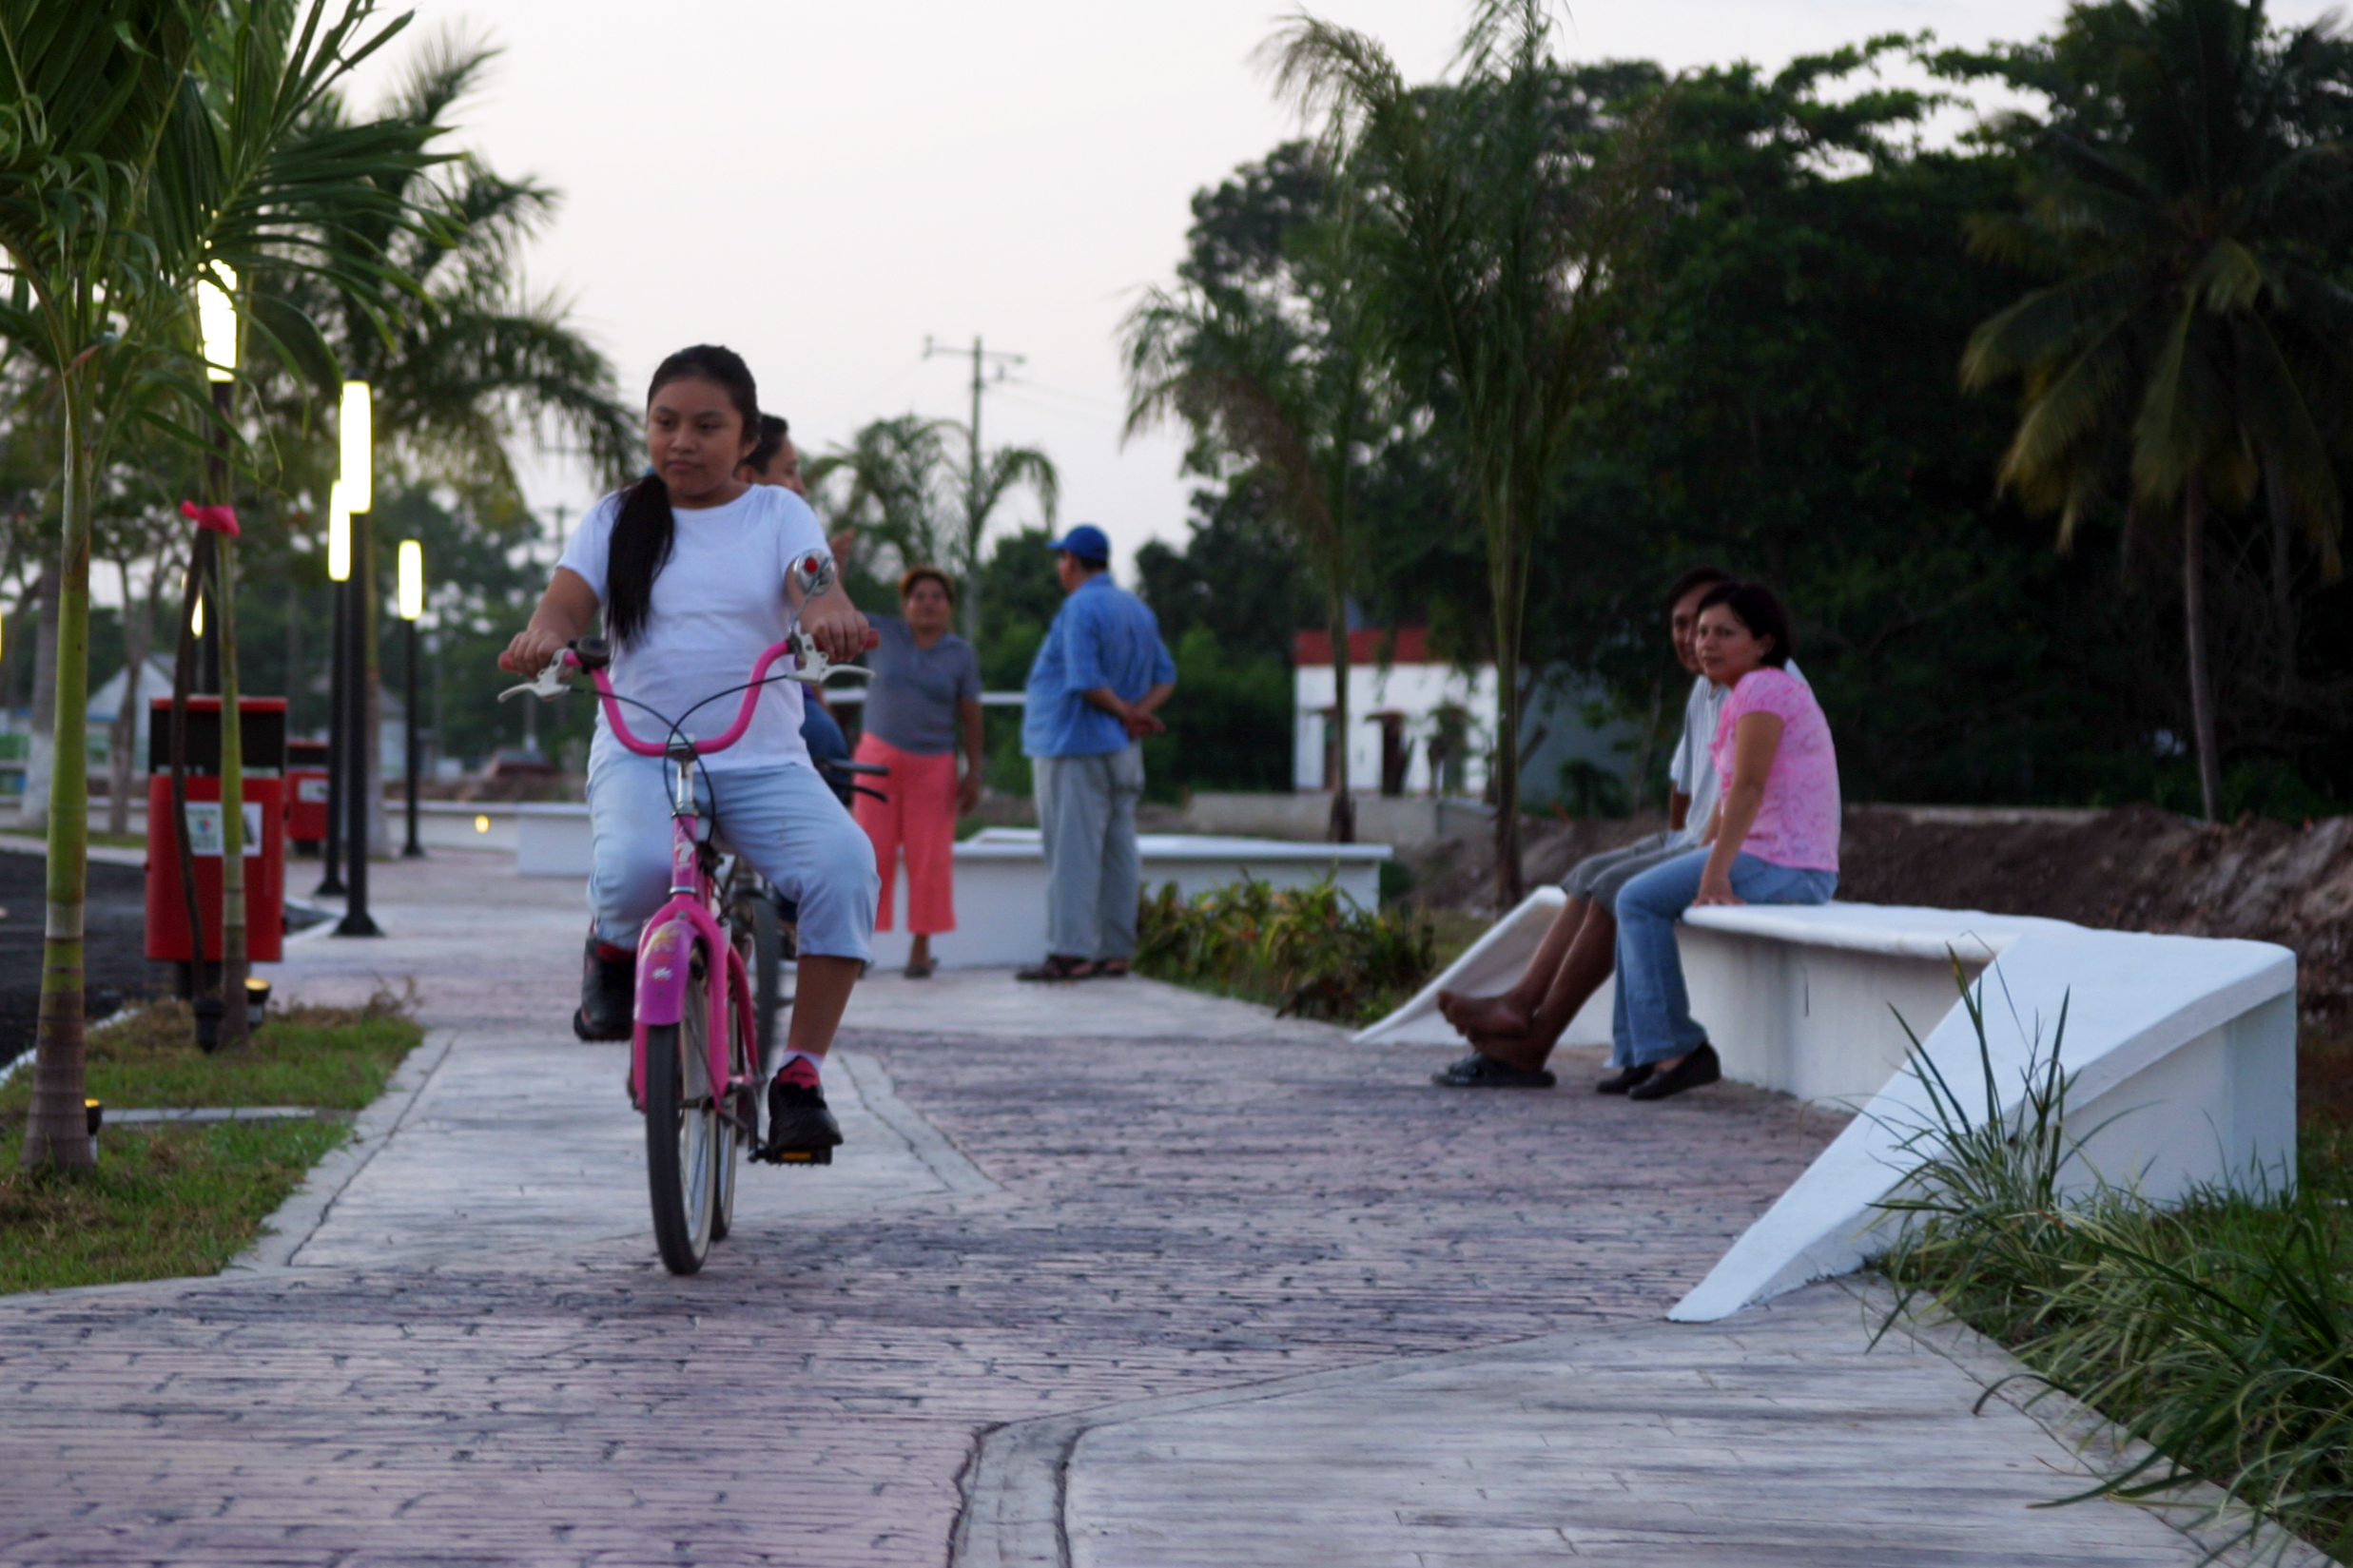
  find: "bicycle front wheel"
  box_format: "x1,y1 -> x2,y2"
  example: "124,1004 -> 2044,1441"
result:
644,959 -> 719,1274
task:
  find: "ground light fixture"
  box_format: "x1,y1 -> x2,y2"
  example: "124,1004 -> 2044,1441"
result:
399,539 -> 425,859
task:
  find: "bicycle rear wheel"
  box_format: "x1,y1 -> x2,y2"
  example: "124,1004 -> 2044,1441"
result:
644,956 -> 719,1275
732,889 -> 785,1078
710,952 -> 753,1242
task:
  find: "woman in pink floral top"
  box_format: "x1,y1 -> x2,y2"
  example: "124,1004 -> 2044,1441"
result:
1603,581 -> 1839,1100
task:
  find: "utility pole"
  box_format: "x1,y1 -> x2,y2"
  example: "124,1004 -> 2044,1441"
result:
924,334 -> 1024,641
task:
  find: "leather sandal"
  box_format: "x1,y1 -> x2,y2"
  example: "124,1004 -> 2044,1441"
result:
1086,959 -> 1130,978
1016,954 -> 1090,982
1429,1052 -> 1556,1090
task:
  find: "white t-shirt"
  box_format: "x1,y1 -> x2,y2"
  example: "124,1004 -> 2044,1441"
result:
557,483 -> 826,773
1668,661 -> 1803,846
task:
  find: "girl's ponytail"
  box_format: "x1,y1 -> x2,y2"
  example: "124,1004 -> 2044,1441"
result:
604,475 -> 674,648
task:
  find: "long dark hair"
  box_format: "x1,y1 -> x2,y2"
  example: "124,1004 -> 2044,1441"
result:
606,345 -> 761,648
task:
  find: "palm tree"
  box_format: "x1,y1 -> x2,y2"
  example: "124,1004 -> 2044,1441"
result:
0,0 -> 433,1170
808,415 -> 962,575
246,32 -> 636,856
1268,0 -> 1662,904
1123,214 -> 1381,843
811,414 -> 1057,643
1960,0 -> 2353,822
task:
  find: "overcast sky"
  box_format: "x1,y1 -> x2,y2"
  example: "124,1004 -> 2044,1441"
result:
346,0 -> 2345,583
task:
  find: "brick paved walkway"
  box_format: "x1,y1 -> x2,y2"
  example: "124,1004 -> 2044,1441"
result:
0,854 -> 2284,1565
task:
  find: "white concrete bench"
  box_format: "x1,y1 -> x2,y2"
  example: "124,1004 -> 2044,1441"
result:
1358,893 -> 2297,1321
507,808 -> 1390,970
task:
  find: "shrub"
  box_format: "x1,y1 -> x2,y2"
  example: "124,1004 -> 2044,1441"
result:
1135,877 -> 1435,1024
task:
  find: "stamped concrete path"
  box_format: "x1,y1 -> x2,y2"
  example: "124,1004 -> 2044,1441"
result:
0,851 -> 2310,1566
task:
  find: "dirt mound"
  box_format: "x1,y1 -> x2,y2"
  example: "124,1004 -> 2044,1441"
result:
1403,804 -> 2353,1026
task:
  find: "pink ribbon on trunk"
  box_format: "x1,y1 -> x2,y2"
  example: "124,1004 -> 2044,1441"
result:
180,501 -> 240,536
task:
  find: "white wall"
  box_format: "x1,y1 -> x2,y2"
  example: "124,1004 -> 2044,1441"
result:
1293,662 -> 1497,796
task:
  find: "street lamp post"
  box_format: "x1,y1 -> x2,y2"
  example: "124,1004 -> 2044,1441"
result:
398,539 -> 424,859
333,380 -> 380,938
316,481 -> 349,896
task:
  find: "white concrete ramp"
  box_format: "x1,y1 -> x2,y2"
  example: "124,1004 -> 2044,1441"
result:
1355,895 -> 2300,1323
1352,887 -> 1615,1048
1671,922 -> 2296,1320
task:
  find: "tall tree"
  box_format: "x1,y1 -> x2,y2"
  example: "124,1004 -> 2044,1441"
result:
1123,205 -> 1383,842
1271,0 -> 1662,902
1955,0 -> 2353,821
0,0 -> 432,1170
241,33 -> 633,856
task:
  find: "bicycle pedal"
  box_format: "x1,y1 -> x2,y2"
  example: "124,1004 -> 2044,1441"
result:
752,1144 -> 831,1167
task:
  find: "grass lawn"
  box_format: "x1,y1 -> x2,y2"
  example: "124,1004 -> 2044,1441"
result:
0,995 -> 422,1118
0,1118 -> 347,1292
0,996 -> 424,1293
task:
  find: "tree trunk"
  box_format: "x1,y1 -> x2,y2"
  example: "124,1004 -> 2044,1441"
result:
1488,507 -> 1527,911
217,531 -> 249,1050
2264,458 -> 2298,697
2183,479 -> 2224,823
1326,604 -> 1355,844
18,558 -> 59,832
22,369 -> 97,1171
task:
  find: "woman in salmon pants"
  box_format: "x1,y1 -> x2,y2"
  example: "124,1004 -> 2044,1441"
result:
852,567 -> 983,976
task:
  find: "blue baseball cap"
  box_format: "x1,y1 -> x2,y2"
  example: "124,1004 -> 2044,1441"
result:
1049,523 -> 1111,564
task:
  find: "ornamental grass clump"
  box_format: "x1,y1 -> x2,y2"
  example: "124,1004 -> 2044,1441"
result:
1135,877 -> 1434,1024
1877,969 -> 2353,1561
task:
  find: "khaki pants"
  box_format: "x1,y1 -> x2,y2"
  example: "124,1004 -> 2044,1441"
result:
1033,745 -> 1145,960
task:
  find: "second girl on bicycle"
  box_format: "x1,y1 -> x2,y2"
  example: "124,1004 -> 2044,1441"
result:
499,344 -> 878,1159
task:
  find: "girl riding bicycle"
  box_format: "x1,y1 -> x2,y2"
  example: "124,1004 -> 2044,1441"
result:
499,344 -> 878,1158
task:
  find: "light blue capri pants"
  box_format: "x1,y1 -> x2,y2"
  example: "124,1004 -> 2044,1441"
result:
586,748 -> 880,962
1609,848 -> 1837,1069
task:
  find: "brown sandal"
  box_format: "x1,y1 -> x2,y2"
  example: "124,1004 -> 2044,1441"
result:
1016,954 -> 1090,982
1086,960 -> 1130,978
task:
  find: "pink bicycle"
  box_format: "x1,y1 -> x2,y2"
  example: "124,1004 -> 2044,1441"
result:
504,558 -> 873,1273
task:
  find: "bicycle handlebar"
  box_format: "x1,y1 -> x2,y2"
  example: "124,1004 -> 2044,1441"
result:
496,627 -> 880,761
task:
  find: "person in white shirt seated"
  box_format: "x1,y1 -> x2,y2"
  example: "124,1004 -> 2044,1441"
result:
1433,565 -> 1746,1090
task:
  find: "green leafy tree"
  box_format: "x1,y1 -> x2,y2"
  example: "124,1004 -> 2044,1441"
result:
812,413 -> 1057,647
1955,0 -> 2353,821
1270,0 -> 1663,900
1124,164 -> 1382,841
0,0 -> 431,1170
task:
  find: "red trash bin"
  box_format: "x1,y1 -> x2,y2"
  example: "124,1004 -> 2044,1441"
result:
145,697 -> 287,967
286,737 -> 329,850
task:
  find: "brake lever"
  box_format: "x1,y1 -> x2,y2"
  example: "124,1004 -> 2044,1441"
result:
497,650 -> 574,703
784,628 -> 876,687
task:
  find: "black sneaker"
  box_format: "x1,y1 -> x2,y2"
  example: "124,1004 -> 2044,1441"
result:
756,1061 -> 843,1165
574,936 -> 633,1041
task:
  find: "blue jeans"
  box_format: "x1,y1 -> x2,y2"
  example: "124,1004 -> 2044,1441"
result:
586,750 -> 879,961
1610,849 -> 1838,1068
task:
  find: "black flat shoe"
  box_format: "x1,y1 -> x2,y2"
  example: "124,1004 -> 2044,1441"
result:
1594,1063 -> 1656,1094
1430,1052 -> 1556,1089
1627,1042 -> 1721,1101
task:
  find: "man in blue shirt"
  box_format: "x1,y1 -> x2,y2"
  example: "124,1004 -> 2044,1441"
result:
1018,525 -> 1176,981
